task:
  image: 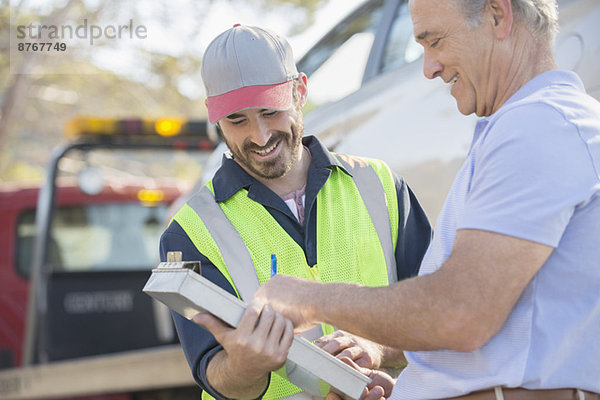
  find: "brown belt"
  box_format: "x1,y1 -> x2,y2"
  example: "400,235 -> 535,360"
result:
447,388 -> 600,400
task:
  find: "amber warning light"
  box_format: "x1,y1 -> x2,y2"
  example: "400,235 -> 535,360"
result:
64,117 -> 216,142
155,118 -> 184,137
137,189 -> 165,205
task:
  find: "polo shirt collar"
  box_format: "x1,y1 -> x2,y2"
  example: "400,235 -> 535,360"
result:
504,70 -> 583,108
480,70 -> 583,125
470,70 -> 583,150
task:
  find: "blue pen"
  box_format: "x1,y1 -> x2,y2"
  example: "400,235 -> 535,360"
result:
270,254 -> 277,277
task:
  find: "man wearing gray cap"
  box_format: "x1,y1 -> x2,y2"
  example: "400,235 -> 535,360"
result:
159,25 -> 432,400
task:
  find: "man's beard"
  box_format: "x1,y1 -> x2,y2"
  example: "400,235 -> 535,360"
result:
225,113 -> 304,180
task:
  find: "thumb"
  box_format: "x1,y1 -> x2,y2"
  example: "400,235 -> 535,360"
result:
364,386 -> 385,400
325,392 -> 342,400
192,313 -> 232,339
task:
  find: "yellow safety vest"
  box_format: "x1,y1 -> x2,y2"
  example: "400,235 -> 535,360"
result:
174,154 -> 399,400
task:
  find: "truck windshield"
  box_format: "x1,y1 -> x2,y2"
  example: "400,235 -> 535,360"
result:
16,203 -> 168,277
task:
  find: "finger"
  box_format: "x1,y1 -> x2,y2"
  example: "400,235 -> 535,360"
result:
315,330 -> 345,345
368,371 -> 396,396
325,391 -> 343,400
337,346 -> 363,360
338,356 -> 376,380
257,312 -> 291,367
264,315 -> 294,366
338,357 -> 395,397
354,354 -> 374,369
265,311 -> 287,346
253,304 -> 276,337
338,347 -> 372,368
237,299 -> 264,336
338,356 -> 368,374
319,336 -> 355,355
279,318 -> 294,350
192,313 -> 233,342
362,386 -> 385,400
314,330 -> 349,348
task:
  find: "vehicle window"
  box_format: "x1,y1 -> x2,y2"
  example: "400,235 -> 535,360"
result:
380,1 -> 423,74
298,0 -> 384,108
16,203 -> 168,277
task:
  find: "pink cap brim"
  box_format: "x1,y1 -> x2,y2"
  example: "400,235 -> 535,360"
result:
206,80 -> 294,124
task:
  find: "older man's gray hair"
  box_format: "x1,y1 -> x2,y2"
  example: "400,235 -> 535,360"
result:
456,0 -> 559,40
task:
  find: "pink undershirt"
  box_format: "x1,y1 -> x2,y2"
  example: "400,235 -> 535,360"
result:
280,146 -> 310,226
281,186 -> 306,225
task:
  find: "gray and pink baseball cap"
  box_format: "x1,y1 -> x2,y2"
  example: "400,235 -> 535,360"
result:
202,25 -> 299,124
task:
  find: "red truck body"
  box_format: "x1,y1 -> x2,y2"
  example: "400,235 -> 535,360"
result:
0,180 -> 183,371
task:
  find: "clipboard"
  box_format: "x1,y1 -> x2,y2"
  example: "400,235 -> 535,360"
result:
143,259 -> 370,399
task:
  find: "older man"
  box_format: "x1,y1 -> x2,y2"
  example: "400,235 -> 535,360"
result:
254,0 -> 600,399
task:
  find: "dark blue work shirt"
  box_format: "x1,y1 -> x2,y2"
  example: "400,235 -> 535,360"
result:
159,135 -> 432,399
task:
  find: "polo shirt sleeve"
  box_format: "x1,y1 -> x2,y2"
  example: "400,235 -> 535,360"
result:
458,103 -> 592,247
393,174 -> 433,279
160,220 -> 252,400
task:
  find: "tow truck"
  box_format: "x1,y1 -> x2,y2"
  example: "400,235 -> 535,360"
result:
0,117 -> 219,400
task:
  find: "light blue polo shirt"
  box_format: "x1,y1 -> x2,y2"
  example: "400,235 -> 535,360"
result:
393,70 -> 600,399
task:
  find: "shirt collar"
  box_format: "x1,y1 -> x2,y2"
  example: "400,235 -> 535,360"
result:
470,70 -> 584,149
481,70 -> 583,124
501,69 -> 583,109
211,135 -> 344,202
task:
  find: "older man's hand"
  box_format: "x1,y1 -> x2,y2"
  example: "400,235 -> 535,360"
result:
315,330 -> 384,370
253,274 -> 321,331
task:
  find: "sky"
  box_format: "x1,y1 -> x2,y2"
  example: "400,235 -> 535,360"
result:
144,0 -> 366,58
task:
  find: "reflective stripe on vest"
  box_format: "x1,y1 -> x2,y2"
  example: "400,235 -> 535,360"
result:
188,185 -> 259,301
335,154 -> 397,284
176,155 -> 399,400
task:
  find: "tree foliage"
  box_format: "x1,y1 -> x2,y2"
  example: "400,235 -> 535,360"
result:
0,0 -> 330,183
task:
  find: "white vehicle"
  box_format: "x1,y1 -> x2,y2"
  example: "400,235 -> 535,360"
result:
202,0 -> 600,223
